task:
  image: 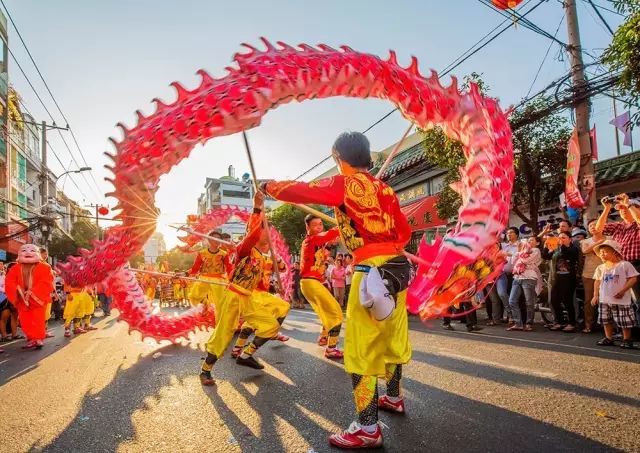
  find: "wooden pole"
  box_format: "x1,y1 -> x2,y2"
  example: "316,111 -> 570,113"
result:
168,224 -> 235,247
375,124 -> 414,178
242,131 -> 284,294
131,268 -> 228,286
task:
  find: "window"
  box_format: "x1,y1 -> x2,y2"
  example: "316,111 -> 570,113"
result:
222,189 -> 251,199
431,174 -> 446,195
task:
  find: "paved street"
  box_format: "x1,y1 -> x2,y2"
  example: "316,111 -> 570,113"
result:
1,308 -> 639,453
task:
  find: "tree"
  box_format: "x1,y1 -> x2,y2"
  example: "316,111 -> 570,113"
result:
419,74 -> 571,233
129,251 -> 145,269
48,220 -> 99,261
418,73 -> 489,221
70,220 -> 99,249
509,100 -> 571,231
602,2 -> 640,127
157,247 -> 196,271
268,203 -> 333,254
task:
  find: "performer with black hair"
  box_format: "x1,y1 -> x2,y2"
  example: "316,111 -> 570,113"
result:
199,192 -> 280,385
263,131 -> 413,449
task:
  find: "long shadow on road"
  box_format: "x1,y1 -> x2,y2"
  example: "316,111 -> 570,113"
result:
37,311 -> 620,453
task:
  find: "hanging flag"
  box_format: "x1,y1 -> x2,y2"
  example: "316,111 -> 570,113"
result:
610,111 -> 632,146
590,125 -> 598,161
565,128 -> 586,209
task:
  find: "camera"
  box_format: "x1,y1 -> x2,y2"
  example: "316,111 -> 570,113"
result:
602,196 -> 618,204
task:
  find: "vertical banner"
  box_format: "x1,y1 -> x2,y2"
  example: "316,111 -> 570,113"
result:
565,128 -> 586,209
589,125 -> 598,161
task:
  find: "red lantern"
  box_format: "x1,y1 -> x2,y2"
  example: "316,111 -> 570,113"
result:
492,0 -> 523,9
98,206 -> 109,216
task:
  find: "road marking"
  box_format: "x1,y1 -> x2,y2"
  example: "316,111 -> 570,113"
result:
448,331 -> 640,358
432,349 -> 558,378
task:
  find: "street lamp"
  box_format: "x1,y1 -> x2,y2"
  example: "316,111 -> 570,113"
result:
54,166 -> 92,182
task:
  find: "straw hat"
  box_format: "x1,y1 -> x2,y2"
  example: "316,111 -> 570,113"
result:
593,239 -> 623,257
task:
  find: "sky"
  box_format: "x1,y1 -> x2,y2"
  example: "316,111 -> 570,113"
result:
4,0 -> 634,248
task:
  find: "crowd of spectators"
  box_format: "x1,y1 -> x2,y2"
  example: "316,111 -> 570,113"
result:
452,193 -> 640,348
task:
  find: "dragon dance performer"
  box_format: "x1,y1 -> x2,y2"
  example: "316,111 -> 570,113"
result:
140,263 -> 158,301
298,215 -> 343,358
188,230 -> 232,315
231,253 -> 291,358
63,285 -> 96,337
199,191 -> 280,385
262,131 -> 412,449
5,244 -> 54,349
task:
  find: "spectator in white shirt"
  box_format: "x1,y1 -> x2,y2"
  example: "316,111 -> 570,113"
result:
592,240 -> 639,349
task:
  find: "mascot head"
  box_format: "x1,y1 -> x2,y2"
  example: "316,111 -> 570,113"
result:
18,244 -> 41,264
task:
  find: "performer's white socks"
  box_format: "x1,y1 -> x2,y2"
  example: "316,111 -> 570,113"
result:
361,423 -> 377,433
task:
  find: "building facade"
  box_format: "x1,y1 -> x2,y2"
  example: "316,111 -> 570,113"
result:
143,231 -> 167,263
196,166 -> 280,240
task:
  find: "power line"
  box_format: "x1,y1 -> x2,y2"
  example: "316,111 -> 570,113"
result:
0,0 -> 104,198
584,0 -> 624,17
294,0 -> 547,180
13,96 -> 92,200
525,15 -> 565,98
585,0 -> 615,34
3,40 -> 101,200
476,0 -> 568,48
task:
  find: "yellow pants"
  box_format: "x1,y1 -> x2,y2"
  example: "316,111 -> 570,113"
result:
45,302 -> 52,322
256,291 -> 290,320
344,255 -> 411,377
63,292 -> 90,322
205,288 -> 280,358
300,279 -> 343,330
144,286 -> 156,300
188,277 -> 227,314
173,283 -> 185,300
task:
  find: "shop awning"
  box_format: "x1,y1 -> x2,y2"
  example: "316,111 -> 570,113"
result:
401,195 -> 447,231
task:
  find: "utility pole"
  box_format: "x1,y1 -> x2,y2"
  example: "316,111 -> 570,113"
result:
564,0 -> 597,220
40,120 -> 47,207
85,203 -> 107,240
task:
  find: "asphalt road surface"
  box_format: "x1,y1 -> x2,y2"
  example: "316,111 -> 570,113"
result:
1,308 -> 639,452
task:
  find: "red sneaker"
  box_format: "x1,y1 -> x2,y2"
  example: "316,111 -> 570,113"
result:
273,333 -> 290,342
324,348 -> 344,359
46,331 -> 55,338
199,372 -> 216,386
329,422 -> 383,449
73,327 -> 86,335
64,329 -> 71,338
35,340 -> 44,350
21,340 -> 37,349
378,395 -> 405,414
230,346 -> 241,359
317,336 -> 328,346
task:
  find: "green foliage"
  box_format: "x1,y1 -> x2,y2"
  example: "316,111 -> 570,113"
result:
129,251 -> 145,269
48,234 -> 75,261
510,99 -> 571,230
603,3 -> 640,126
418,73 -> 487,220
49,220 -> 99,260
70,220 -> 99,249
157,247 -> 196,272
268,203 -> 332,254
418,73 -> 570,232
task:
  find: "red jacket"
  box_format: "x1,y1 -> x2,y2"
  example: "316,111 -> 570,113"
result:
265,172 -> 411,263
5,262 -> 54,310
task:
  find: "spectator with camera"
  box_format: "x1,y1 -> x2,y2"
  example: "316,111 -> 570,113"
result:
542,231 -> 579,332
595,194 -> 640,316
